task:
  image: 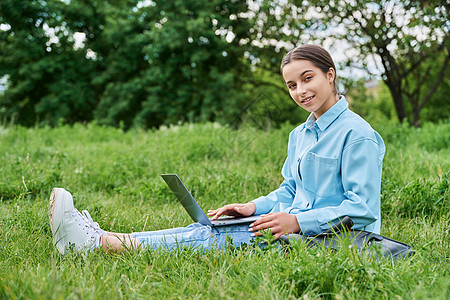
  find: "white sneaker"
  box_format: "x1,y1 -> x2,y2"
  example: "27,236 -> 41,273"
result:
81,209 -> 107,236
48,188 -> 105,254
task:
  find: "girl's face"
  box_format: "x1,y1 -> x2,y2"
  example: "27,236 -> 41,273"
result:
282,59 -> 338,119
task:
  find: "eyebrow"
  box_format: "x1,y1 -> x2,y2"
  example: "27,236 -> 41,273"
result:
285,69 -> 313,84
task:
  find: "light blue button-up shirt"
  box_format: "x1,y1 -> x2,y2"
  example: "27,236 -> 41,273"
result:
251,97 -> 385,235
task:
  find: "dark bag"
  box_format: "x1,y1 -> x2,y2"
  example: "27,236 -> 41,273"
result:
280,216 -> 415,260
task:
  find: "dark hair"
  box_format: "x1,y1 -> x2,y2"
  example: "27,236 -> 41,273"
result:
281,44 -> 339,94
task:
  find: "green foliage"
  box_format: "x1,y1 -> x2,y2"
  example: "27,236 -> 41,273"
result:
0,122 -> 449,298
90,0 -> 254,128
1,1 -> 448,128
0,0 -> 99,126
0,0 -> 257,129
254,0 -> 449,126
383,173 -> 448,219
316,0 -> 449,126
239,67 -> 309,129
419,69 -> 450,123
343,78 -> 397,124
375,119 -> 450,221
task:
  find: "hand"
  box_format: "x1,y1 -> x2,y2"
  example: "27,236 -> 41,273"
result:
248,212 -> 300,240
208,202 -> 256,220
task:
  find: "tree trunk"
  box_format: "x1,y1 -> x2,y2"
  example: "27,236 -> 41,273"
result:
384,80 -> 407,123
412,109 -> 421,128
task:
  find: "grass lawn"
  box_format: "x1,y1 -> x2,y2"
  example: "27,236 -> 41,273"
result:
0,121 -> 449,299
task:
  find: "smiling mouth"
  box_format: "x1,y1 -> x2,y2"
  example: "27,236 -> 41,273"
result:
301,96 -> 314,103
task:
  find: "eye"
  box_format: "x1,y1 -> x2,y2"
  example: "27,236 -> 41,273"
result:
287,83 -> 296,89
304,76 -> 312,82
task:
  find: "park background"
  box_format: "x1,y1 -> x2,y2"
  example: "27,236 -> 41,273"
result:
0,1 -> 449,299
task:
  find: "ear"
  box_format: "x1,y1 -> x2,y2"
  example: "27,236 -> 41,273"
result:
327,68 -> 335,83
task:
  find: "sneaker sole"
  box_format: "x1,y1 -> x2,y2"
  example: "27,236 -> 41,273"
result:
48,188 -> 71,254
48,188 -> 62,233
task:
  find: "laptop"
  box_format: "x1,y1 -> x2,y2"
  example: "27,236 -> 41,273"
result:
161,174 -> 260,227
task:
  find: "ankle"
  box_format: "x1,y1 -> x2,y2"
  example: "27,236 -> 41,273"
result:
100,234 -> 142,253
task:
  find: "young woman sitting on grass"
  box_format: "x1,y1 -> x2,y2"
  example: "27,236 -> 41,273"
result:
48,44 -> 385,254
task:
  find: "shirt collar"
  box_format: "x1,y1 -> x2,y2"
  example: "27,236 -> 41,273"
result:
305,96 -> 348,132
305,113 -> 317,130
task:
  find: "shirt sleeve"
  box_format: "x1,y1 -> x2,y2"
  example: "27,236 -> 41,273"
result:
296,137 -> 384,235
250,129 -> 298,215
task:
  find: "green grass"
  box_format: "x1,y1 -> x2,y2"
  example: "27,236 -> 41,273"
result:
0,121 -> 449,299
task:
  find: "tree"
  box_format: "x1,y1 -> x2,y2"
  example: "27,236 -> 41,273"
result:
86,0 -> 255,128
0,0 -> 257,129
319,0 -> 449,126
250,0 -> 449,126
0,0 -> 99,126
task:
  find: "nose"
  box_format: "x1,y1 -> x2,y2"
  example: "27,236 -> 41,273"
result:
297,83 -> 306,98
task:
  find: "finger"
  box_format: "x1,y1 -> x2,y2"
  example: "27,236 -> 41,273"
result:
208,208 -> 226,216
214,203 -> 252,220
224,206 -> 247,218
250,226 -> 275,237
212,204 -> 236,219
250,228 -> 270,237
207,209 -> 218,216
251,231 -> 263,237
273,232 -> 283,240
249,214 -> 272,227
250,227 -> 286,239
212,207 -> 227,220
249,214 -> 267,226
249,220 -> 276,232
271,225 -> 293,239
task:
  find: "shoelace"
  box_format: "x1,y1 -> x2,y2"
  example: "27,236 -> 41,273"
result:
81,209 -> 107,236
71,209 -> 105,247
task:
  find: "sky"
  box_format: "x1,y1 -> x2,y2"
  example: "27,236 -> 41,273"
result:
0,76 -> 7,92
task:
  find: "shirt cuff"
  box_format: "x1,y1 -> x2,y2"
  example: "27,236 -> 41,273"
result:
250,196 -> 271,215
295,210 -> 321,236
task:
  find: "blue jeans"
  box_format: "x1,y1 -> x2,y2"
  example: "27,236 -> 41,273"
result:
131,223 -> 255,250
